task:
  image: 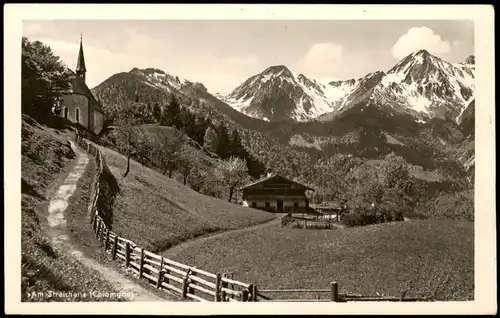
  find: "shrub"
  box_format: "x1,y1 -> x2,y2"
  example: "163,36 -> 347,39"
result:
290,220 -> 304,229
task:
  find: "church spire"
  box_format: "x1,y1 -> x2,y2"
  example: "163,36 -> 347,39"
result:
76,34 -> 87,82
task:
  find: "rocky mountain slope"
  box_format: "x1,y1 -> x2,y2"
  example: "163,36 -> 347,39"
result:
221,65 -> 359,122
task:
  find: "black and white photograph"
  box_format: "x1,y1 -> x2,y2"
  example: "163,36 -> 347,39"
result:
4,4 -> 496,315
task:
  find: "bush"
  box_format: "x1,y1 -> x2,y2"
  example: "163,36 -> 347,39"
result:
341,209 -> 404,227
290,220 -> 304,229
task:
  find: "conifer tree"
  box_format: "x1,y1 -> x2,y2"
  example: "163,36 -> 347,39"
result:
164,93 -> 181,128
203,126 -> 218,153
152,102 -> 162,123
215,123 -> 231,159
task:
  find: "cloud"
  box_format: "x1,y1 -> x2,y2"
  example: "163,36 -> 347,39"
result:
295,42 -> 344,77
453,39 -> 466,48
391,26 -> 451,59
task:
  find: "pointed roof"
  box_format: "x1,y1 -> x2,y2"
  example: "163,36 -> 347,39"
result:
61,69 -> 103,113
76,34 -> 86,73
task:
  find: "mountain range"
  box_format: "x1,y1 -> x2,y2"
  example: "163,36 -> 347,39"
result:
220,50 -> 475,124
91,49 -> 475,188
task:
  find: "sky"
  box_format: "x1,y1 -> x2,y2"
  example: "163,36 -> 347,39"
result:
23,20 -> 474,94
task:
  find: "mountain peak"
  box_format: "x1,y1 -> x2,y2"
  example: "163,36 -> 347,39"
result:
415,49 -> 431,56
262,65 -> 293,77
463,55 -> 475,65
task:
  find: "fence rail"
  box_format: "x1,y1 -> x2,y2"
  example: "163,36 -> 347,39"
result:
74,133 -> 433,303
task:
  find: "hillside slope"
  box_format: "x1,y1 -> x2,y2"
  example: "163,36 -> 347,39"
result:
21,115 -> 118,301
96,143 -> 275,253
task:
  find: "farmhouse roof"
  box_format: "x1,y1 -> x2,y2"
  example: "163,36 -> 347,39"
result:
240,173 -> 315,191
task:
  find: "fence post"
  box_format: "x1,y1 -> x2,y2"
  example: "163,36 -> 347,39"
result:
112,236 -> 118,260
221,273 -> 227,301
156,258 -> 164,289
139,248 -> 145,279
100,225 -> 106,246
181,269 -> 191,300
214,273 -> 221,302
104,231 -> 110,251
241,289 -> 249,302
400,290 -> 407,301
90,211 -> 95,224
252,285 -> 258,302
95,219 -> 101,239
230,272 -> 235,300
330,281 -> 339,302
164,259 -> 170,286
94,218 -> 100,236
247,284 -> 254,301
125,242 -> 130,267
188,268 -> 196,296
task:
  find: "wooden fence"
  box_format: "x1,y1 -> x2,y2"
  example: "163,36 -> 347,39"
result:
256,284 -> 431,302
74,134 -> 431,303
282,214 -> 338,229
75,134 -> 256,302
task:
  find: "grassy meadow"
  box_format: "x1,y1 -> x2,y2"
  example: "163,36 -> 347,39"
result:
96,144 -> 275,253
171,219 -> 474,301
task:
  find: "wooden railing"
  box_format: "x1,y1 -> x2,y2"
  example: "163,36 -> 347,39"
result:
256,283 -> 432,302
75,134 -> 256,302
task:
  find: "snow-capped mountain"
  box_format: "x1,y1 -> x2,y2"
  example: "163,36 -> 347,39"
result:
222,50 -> 475,123
368,50 -> 475,120
220,65 -> 360,122
129,67 -> 210,93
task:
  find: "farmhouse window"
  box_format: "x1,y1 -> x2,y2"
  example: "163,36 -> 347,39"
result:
265,202 -> 270,207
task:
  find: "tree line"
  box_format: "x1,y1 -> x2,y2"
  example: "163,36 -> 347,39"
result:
108,95 -> 265,202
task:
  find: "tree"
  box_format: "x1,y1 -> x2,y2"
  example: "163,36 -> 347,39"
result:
180,107 -> 197,139
22,37 -> 72,120
228,129 -> 246,158
114,108 -> 140,178
152,102 -> 162,123
177,144 -> 199,185
153,130 -> 185,178
216,157 -> 249,202
163,94 -> 181,128
215,123 -> 231,159
203,126 -> 218,153
246,154 -> 267,179
192,116 -> 209,145
133,127 -> 154,166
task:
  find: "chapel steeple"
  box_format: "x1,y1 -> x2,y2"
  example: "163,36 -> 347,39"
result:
76,34 -> 87,82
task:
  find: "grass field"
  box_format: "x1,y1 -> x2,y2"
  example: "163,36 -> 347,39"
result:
171,220 -> 474,301
96,144 -> 275,254
21,115 -> 119,301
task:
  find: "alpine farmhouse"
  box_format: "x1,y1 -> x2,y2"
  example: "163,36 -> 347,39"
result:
241,174 -> 315,214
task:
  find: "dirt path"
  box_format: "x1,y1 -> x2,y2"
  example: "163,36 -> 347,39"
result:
162,215 -> 282,259
46,141 -> 165,302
